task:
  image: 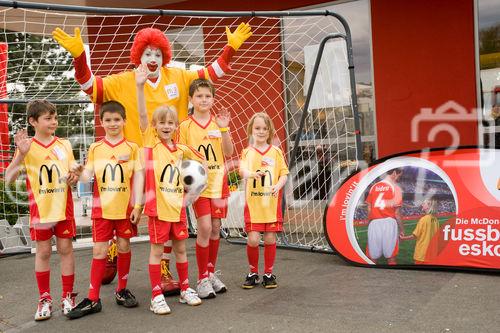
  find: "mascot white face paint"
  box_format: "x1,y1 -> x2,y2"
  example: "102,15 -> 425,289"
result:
140,46 -> 163,78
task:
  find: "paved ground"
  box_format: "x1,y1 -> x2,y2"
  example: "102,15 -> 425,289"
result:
1,239 -> 499,333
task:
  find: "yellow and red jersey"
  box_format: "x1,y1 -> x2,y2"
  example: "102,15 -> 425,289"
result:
16,137 -> 75,224
85,138 -> 143,219
178,116 -> 229,199
143,127 -> 205,222
92,67 -> 200,146
412,214 -> 439,262
240,145 -> 289,223
365,178 -> 402,220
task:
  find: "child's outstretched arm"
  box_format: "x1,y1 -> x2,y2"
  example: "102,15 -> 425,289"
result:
5,129 -> 31,184
396,207 -> 405,237
400,234 -> 416,241
67,163 -> 84,185
135,64 -> 149,133
215,107 -> 234,157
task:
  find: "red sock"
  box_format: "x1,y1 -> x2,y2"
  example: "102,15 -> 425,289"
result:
148,264 -> 162,298
176,261 -> 189,291
196,242 -> 209,281
208,238 -> 220,274
88,258 -> 106,301
264,243 -> 277,274
116,251 -> 131,291
35,270 -> 51,300
61,274 -> 74,297
246,245 -> 259,274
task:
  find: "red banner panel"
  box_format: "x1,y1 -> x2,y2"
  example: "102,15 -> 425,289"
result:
325,148 -> 500,270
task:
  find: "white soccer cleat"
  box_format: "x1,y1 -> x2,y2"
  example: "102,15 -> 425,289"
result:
209,271 -> 227,293
61,292 -> 77,315
34,298 -> 52,321
196,277 -> 216,299
179,287 -> 202,306
150,294 -> 171,315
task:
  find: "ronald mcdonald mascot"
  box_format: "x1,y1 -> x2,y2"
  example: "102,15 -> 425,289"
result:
53,23 -> 252,295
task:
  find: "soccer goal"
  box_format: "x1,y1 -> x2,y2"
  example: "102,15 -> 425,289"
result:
0,1 -> 362,254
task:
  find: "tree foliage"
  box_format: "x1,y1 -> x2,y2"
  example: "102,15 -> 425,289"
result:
1,29 -> 94,161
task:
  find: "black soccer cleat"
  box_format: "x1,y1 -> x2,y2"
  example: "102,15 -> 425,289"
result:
66,298 -> 102,319
115,288 -> 139,308
242,273 -> 260,289
262,274 -> 278,289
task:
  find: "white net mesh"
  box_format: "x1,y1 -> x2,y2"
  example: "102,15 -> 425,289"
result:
0,6 -> 360,253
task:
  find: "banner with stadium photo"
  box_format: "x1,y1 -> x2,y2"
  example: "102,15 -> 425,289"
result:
324,147 -> 500,270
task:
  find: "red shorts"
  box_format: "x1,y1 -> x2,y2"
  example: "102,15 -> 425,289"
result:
92,218 -> 138,242
193,197 -> 228,219
245,221 -> 283,233
30,220 -> 76,242
148,216 -> 189,244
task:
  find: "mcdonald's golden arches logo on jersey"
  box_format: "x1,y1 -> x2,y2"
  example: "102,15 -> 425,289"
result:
198,143 -> 217,162
102,163 -> 125,183
178,116 -> 228,198
84,139 -> 143,219
39,163 -> 64,185
241,145 -> 290,224
160,163 -> 181,188
252,169 -> 273,188
16,137 -> 75,224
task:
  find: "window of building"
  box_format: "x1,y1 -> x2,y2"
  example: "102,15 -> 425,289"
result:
283,0 -> 375,163
477,0 -> 500,147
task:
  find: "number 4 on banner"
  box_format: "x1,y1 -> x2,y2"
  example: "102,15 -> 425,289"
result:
374,193 -> 386,209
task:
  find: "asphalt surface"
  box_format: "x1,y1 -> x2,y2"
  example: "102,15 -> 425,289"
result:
1,239 -> 499,333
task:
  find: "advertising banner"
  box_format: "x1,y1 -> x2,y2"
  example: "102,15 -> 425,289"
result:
324,148 -> 500,270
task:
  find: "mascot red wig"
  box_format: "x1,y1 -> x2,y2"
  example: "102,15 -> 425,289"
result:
129,28 -> 172,66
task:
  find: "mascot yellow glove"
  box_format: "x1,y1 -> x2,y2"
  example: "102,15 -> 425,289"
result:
226,22 -> 252,51
52,27 -> 85,58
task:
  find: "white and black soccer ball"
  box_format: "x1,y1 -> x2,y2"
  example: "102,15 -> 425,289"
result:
180,160 -> 207,194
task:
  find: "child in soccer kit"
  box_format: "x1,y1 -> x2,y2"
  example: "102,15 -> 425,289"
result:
66,101 -> 144,319
5,100 -> 79,320
136,66 -> 205,314
178,79 -> 234,299
400,196 -> 440,264
239,112 -> 289,289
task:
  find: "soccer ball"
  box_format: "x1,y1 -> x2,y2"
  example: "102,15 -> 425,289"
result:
180,160 -> 207,194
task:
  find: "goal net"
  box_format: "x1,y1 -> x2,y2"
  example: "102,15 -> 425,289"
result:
0,4 -> 361,254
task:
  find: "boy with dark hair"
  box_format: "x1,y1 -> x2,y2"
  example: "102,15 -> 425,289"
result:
178,79 -> 234,298
5,99 -> 79,321
67,100 -> 144,319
